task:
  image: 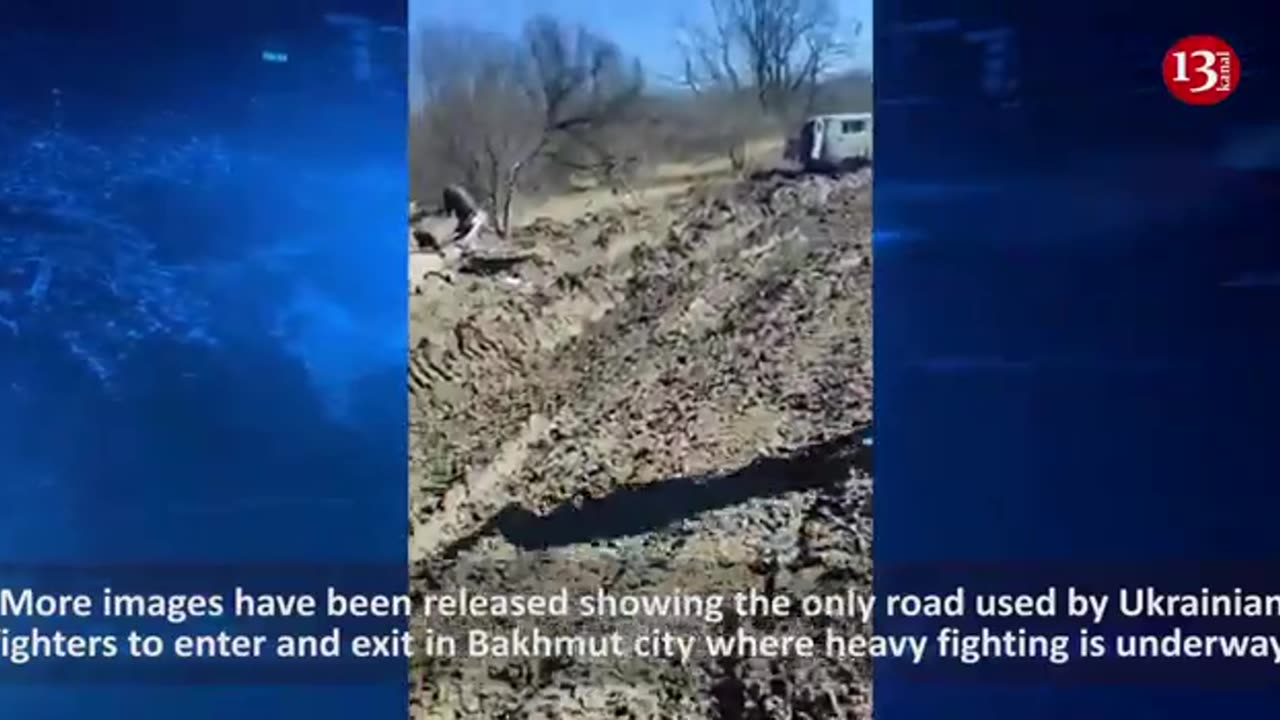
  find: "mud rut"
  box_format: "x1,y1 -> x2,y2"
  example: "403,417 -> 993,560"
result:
408,170 -> 874,720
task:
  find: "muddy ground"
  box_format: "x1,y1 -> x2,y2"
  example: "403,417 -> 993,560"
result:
408,169 -> 873,719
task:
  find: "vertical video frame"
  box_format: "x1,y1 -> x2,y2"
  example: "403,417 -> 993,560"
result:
409,0 -> 873,716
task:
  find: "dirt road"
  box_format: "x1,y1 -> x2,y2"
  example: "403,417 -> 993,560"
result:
408,169 -> 873,719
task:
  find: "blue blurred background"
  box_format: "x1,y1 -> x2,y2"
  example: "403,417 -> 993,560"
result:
1,0 -> 407,560
0,0 -> 407,714
875,0 -> 1280,717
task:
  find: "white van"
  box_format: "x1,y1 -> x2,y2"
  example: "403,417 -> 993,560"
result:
787,112 -> 873,172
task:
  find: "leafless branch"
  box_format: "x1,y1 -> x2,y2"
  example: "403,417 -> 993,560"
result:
411,17 -> 643,234
677,0 -> 854,116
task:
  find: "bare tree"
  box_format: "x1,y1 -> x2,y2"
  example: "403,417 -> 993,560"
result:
413,25 -> 540,235
678,0 -> 857,118
523,18 -> 648,204
412,17 -> 644,235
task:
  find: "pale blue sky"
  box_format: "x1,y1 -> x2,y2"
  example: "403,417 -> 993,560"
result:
410,0 -> 871,91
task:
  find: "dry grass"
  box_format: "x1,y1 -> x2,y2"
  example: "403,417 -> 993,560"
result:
512,136 -> 786,226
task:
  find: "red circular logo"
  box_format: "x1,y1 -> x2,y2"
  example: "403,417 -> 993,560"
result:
1163,35 -> 1241,105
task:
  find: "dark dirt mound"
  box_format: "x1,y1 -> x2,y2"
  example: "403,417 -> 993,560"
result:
409,170 -> 873,719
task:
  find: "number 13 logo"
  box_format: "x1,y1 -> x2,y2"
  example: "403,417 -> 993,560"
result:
1163,35 -> 1240,106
